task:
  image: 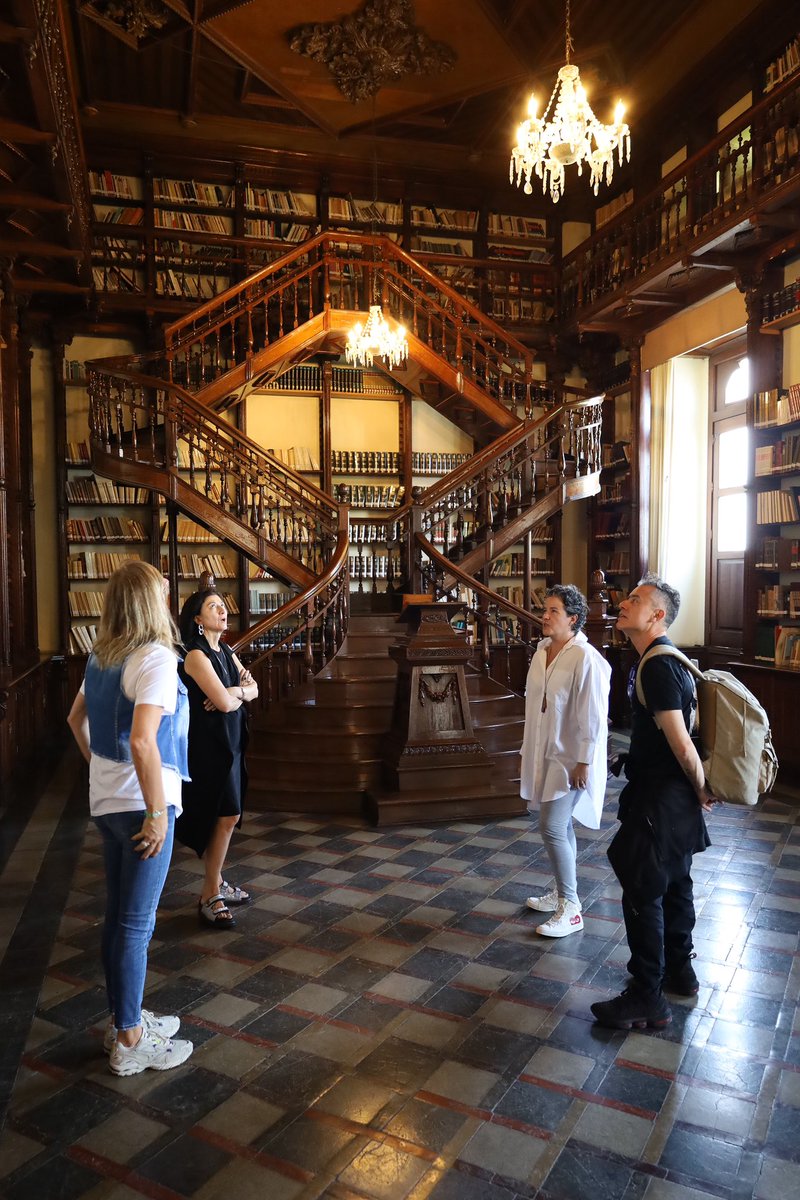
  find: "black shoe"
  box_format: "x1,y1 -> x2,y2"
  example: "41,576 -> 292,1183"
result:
664,955 -> 699,996
591,987 -> 672,1030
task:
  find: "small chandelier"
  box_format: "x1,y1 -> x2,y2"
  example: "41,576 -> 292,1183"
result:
509,0 -> 630,203
346,304 -> 408,369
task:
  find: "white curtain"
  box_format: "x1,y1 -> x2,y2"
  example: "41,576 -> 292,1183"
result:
648,357 -> 709,645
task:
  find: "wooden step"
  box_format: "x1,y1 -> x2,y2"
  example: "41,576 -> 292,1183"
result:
365,785 -> 525,826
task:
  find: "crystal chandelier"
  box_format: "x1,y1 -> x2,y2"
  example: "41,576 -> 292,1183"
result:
509,0 -> 630,203
346,304 -> 408,369
346,103 -> 409,370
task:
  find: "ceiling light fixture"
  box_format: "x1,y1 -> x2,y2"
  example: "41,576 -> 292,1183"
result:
345,100 -> 408,370
346,303 -> 408,369
509,0 -> 630,203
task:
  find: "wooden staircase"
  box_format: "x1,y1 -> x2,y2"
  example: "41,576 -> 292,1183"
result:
248,612 -> 526,824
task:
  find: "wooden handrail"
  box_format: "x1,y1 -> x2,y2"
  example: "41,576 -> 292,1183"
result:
561,69 -> 800,319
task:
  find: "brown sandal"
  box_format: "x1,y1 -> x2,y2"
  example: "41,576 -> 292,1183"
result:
198,894 -> 236,929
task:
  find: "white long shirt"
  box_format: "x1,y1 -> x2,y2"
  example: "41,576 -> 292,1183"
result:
519,631 -> 611,829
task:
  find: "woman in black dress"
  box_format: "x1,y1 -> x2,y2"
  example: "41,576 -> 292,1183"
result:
177,589 -> 258,928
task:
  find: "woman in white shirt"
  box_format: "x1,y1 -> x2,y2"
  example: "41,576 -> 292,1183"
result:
67,561 -> 194,1076
520,584 -> 611,937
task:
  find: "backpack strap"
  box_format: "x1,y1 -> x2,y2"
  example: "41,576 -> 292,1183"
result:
635,643 -> 701,731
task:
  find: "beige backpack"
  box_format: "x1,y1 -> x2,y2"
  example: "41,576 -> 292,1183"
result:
635,645 -> 778,806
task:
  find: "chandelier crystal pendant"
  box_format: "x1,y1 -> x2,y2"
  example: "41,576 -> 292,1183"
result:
345,304 -> 408,369
509,0 -> 630,203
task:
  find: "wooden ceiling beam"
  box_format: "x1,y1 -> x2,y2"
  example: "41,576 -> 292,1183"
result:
0,190 -> 71,212
0,238 -> 82,258
0,21 -> 35,44
11,278 -> 91,294
0,118 -> 55,144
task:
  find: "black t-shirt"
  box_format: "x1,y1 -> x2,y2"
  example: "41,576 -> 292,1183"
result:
625,636 -> 696,783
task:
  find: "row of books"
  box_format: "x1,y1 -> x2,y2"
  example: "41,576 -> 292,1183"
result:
411,206 -> 479,231
67,517 -> 148,543
66,476 -> 149,505
755,536 -> 800,569
490,555 -> 553,577
153,179 -> 232,207
66,441 -> 91,465
329,197 -> 403,224
595,189 -> 635,230
156,270 -> 223,300
601,441 -> 633,468
416,238 -> 470,257
162,519 -> 218,543
756,585 -> 800,616
754,432 -> 800,475
155,211 -> 232,235
70,625 -> 98,654
333,484 -> 405,509
491,297 -> 552,322
63,360 -> 86,383
248,589 -> 293,614
89,171 -> 140,199
600,550 -> 631,572
761,284 -> 800,325
244,219 -> 309,243
162,553 -> 234,579
756,488 -> 800,524
68,591 -> 105,617
269,446 -> 320,471
413,452 -> 470,474
594,511 -> 631,537
765,33 -> 800,92
487,214 -> 546,237
68,551 -> 140,579
599,482 -> 630,504
92,265 -> 142,293
349,552 -> 401,579
244,186 -> 314,216
97,206 -> 145,226
775,624 -> 800,669
754,384 -> 800,427
333,451 -> 399,475
349,521 -> 392,543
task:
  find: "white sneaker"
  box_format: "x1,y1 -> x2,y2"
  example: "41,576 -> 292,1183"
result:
109,1030 -> 193,1076
525,889 -> 559,912
536,900 -> 584,938
103,1009 -> 181,1054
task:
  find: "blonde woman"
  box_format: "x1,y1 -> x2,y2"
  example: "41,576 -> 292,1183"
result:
67,561 -> 194,1076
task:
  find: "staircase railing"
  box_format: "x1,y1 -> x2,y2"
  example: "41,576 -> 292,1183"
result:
561,70 -> 800,321
85,349 -> 351,684
162,230 -> 539,418
416,531 -> 542,689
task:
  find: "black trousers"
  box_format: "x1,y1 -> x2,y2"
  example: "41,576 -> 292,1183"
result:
621,851 -> 696,995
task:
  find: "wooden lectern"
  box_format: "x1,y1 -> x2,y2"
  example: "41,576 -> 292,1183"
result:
373,600 -> 494,821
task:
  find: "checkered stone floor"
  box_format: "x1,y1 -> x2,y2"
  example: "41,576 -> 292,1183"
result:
1,750 -> 800,1200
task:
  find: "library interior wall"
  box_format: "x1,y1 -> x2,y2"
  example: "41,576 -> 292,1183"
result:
34,334 -> 136,655
246,392 -> 319,457
31,347 -> 57,654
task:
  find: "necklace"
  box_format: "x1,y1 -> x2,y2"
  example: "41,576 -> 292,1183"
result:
541,635 -> 576,713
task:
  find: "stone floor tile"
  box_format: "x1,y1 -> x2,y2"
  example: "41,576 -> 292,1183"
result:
459,1119 -> 547,1180
337,1139 -> 430,1199
197,1090 -> 284,1143
573,1102 -> 654,1157
392,1011 -> 464,1050
421,1060 -> 500,1106
194,1157 -> 306,1200
675,1086 -> 755,1137
755,1156 -> 800,1200
525,1045 -> 595,1088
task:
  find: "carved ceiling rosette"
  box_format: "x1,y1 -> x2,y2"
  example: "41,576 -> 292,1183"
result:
84,1 -> 170,44
288,0 -> 456,104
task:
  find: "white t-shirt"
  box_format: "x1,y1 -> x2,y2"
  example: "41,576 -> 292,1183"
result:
82,644 -> 183,818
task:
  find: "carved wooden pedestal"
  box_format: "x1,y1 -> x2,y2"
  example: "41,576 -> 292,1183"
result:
366,602 -> 523,825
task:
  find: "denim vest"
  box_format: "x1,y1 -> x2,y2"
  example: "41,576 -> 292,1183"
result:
84,650 -> 190,780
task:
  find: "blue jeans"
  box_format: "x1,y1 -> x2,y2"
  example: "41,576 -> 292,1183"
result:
94,808 -> 175,1030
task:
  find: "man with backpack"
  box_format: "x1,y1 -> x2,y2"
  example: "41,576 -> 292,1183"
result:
591,573 -> 716,1031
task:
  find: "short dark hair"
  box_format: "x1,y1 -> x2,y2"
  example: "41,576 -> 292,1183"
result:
545,584 -> 588,633
638,572 -> 681,627
179,588 -> 222,647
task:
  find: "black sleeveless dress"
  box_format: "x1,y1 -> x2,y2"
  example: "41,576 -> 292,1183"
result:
175,634 -> 248,857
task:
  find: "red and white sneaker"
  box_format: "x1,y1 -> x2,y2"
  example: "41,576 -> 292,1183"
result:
536,899 -> 584,938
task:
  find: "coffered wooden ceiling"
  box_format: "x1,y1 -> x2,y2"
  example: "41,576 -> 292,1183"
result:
68,0 -> 788,186
0,0 -> 796,313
